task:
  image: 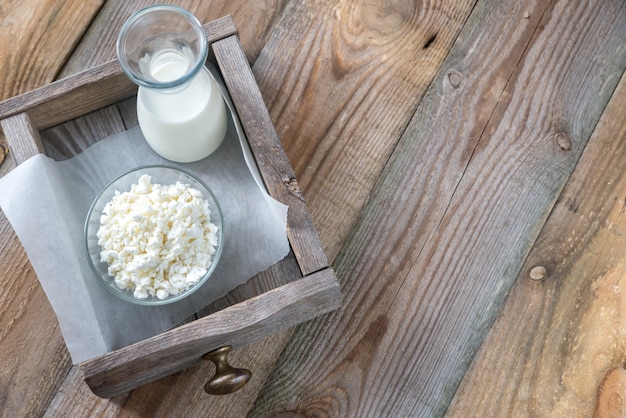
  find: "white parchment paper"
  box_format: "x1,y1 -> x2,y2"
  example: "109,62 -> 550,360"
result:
0,71 -> 289,364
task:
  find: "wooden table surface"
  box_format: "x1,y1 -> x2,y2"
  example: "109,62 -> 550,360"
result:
1,1 -> 626,417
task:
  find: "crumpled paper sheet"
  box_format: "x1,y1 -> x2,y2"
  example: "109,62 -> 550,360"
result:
0,71 -> 289,364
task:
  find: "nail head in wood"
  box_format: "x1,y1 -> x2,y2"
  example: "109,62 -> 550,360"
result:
529,266 -> 547,281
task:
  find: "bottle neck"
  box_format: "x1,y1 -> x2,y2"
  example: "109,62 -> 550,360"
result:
133,47 -> 204,92
116,5 -> 209,91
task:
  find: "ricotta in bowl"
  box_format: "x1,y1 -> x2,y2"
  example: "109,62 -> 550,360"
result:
85,165 -> 223,305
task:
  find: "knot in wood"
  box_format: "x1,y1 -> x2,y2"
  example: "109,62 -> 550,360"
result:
596,367 -> 626,418
529,266 -> 547,281
448,71 -> 462,89
555,133 -> 572,151
284,176 -> 303,199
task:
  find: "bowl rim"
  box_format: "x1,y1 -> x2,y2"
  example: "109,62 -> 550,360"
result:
84,164 -> 224,306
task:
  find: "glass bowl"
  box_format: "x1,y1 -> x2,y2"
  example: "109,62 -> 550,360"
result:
85,165 -> 223,305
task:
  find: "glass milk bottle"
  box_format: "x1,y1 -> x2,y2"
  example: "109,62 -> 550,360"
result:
116,5 -> 227,163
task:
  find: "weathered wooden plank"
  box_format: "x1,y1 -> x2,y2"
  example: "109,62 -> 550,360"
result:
596,368 -> 626,418
249,0 -> 626,416
0,142 -> 8,169
80,268 -> 340,398
58,0 -> 289,78
447,48 -> 626,418
205,0 -> 480,408
40,105 -> 127,160
0,16 -> 238,131
250,0 -> 477,262
1,112 -> 44,164
44,331 -> 294,417
214,35 -> 328,276
0,2 -> 104,417
0,61 -> 133,130
0,0 -> 104,100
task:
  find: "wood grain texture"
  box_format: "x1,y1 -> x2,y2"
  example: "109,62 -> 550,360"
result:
0,112 -> 44,164
0,141 -> 7,167
249,0 -> 626,416
81,268 -> 340,398
0,2 -> 103,417
0,61 -> 132,131
0,0 -> 103,100
58,0 -> 289,78
446,39 -> 626,418
0,16 -> 238,131
44,331 -> 293,417
214,35 -> 328,276
251,0 -> 478,262
597,368 -> 626,418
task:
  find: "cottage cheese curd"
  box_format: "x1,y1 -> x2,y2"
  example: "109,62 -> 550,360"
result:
96,174 -> 218,300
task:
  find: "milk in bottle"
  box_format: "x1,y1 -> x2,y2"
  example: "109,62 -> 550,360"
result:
136,49 -> 227,163
117,5 -> 227,163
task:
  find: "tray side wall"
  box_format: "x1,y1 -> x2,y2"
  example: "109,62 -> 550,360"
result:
80,268 -> 341,398
214,35 -> 329,276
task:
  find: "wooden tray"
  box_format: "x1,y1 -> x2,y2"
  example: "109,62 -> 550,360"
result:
0,16 -> 342,398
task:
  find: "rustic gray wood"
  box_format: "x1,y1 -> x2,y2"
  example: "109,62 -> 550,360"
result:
81,268 -> 341,398
0,16 -> 238,131
1,112 -> 44,164
2,0 -> 626,416
214,35 -> 328,276
57,0 -> 288,78
248,0 -> 626,416
448,25 -> 626,417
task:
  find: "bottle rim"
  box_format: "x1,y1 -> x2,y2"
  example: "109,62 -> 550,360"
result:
116,4 -> 208,89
